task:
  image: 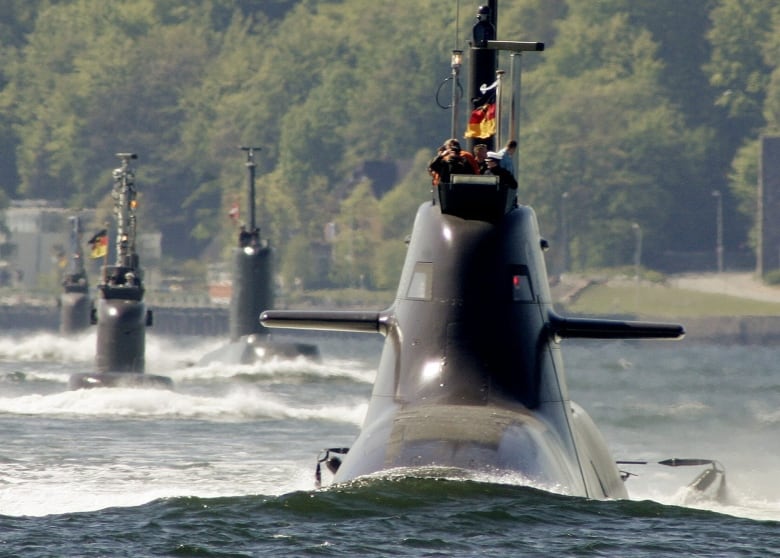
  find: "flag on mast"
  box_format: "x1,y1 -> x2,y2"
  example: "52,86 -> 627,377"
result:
464,102 -> 496,139
87,229 -> 108,259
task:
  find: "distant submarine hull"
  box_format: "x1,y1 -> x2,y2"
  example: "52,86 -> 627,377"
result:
198,333 -> 320,365
59,290 -> 91,335
198,245 -> 319,365
69,297 -> 171,389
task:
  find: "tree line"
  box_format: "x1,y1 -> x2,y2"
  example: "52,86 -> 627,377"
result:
0,0 -> 778,290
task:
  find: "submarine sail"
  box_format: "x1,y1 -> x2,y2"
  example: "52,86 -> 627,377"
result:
58,215 -> 91,335
69,153 -> 171,389
198,147 -> 318,365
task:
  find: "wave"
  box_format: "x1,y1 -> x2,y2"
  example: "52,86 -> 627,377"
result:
0,331 -> 96,363
0,386 -> 367,423
7,477 -> 774,558
168,356 -> 375,385
0,332 -> 223,369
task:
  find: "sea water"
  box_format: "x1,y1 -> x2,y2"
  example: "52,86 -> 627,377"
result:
0,330 -> 777,556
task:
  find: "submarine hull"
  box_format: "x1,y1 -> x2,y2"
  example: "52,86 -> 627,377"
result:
68,371 -> 173,390
59,290 -> 91,335
329,201 -> 626,498
198,244 -> 319,365
68,297 -> 173,389
334,402 -> 621,497
230,246 -> 274,340
264,195 -> 634,498
95,298 -> 147,373
198,333 -> 320,365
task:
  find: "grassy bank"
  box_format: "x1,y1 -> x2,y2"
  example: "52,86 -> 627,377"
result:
564,282 -> 780,317
277,277 -> 780,318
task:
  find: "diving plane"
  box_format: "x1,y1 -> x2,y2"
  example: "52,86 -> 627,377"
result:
261,1 -> 724,500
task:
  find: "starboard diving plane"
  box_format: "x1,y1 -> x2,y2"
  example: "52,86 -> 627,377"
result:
261,1 -> 725,500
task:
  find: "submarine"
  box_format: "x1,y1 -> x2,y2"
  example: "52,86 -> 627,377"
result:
261,2 -> 724,500
58,215 -> 91,335
198,146 -> 319,366
69,153 -> 172,390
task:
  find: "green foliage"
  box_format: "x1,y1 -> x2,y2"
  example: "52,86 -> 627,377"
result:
567,281 -> 780,317
377,150 -> 431,240
372,238 -> 407,291
329,181 -> 379,288
763,269 -> 780,285
705,0 -> 773,126
0,0 -> 779,288
522,9 -> 706,268
728,139 -> 760,250
279,234 -> 315,290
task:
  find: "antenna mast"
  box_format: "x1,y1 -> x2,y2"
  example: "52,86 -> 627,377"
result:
112,153 -> 139,267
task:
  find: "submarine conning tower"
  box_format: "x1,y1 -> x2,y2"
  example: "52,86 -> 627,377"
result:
93,153 -> 151,373
196,147 -> 319,366
59,215 -> 91,334
230,146 -> 273,342
401,176 -> 555,410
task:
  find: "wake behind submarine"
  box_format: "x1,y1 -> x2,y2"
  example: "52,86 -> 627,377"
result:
198,146 -> 319,366
69,153 -> 172,390
261,2 -> 725,500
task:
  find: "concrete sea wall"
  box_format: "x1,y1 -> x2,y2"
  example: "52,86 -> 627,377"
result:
0,304 -> 228,336
3,303 -> 780,344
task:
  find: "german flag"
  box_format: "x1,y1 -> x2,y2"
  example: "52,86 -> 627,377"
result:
464,102 -> 496,139
87,229 -> 108,259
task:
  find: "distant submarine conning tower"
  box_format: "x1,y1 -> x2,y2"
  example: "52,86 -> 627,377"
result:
59,215 -> 91,335
69,153 -> 171,390
197,146 -> 319,365
230,146 -> 273,342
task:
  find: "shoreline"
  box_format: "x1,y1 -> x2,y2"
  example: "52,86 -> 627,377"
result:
4,272 -> 780,343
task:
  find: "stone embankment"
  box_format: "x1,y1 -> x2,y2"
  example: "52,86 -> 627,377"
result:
0,303 -> 228,336
667,272 -> 780,343
3,273 -> 780,342
553,272 -> 780,344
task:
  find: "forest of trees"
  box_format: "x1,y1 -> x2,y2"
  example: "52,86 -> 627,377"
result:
1,0 -> 779,290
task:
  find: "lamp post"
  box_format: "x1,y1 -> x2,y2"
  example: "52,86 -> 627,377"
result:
631,223 -> 642,281
712,190 -> 724,273
631,222 -> 642,311
560,192 -> 569,273
450,49 -> 463,139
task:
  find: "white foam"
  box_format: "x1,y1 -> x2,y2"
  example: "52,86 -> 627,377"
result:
0,385 -> 367,423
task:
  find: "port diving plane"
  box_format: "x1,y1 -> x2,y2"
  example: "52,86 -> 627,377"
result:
261,1 -> 725,500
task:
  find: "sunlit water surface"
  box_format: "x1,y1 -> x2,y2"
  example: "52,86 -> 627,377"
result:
1,330 -> 777,556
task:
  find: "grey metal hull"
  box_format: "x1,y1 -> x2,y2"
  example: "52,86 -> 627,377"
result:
95,298 -> 147,373
68,371 -> 173,390
59,291 -> 91,335
198,333 -> 320,366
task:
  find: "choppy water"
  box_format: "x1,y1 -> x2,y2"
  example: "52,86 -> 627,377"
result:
1,330 -> 778,556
